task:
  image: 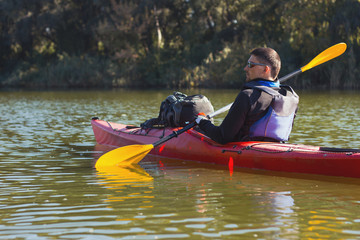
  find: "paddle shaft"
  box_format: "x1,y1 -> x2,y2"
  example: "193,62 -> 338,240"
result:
279,69 -> 302,83
152,122 -> 196,148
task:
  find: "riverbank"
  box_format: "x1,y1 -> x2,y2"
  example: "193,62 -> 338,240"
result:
1,55 -> 359,90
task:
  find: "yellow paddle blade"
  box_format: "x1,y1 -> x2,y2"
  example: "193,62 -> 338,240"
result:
301,43 -> 347,72
95,144 -> 154,169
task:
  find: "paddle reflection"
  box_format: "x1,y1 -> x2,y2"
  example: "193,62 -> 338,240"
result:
96,164 -> 154,203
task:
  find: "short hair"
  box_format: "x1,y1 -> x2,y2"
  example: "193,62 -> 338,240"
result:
250,47 -> 281,79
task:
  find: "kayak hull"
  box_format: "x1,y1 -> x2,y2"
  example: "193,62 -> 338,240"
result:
91,119 -> 360,178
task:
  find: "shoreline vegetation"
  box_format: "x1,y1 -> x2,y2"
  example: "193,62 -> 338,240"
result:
1,1 -> 360,90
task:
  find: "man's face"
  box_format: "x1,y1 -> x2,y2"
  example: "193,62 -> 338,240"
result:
244,55 -> 268,82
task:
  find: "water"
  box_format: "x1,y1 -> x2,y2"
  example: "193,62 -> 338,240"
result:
1,89 -> 360,239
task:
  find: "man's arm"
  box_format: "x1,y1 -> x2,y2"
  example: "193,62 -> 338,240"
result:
198,92 -> 250,144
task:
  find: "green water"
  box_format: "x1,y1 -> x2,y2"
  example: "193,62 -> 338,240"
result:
1,89 -> 360,239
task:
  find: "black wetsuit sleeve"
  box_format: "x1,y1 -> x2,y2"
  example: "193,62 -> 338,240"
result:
198,92 -> 251,144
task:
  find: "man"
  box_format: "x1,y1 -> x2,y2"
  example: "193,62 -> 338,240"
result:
196,47 -> 299,144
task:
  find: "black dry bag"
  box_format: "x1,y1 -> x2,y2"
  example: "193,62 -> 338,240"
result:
141,91 -> 214,128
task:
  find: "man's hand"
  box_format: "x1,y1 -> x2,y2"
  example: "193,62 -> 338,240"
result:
195,112 -> 209,124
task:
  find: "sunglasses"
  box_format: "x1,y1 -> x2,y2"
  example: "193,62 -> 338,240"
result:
247,61 -> 268,68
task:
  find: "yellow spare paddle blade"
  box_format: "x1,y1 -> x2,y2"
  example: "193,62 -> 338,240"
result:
301,43 -> 347,72
95,144 -> 154,169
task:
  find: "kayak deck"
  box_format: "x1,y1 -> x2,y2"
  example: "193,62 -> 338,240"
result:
91,119 -> 360,178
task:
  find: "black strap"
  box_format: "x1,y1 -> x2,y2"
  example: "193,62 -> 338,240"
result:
320,147 -> 360,153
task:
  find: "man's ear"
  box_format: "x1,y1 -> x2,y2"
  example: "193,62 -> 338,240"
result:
265,66 -> 270,73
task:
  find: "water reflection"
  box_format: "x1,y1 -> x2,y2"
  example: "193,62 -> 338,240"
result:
137,156 -> 299,238
96,164 -> 154,204
252,191 -> 299,239
137,155 -> 360,238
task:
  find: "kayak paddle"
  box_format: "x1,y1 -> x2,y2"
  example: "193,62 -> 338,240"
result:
95,42 -> 347,169
279,42 -> 347,82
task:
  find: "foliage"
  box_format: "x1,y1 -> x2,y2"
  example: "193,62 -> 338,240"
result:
0,0 -> 359,89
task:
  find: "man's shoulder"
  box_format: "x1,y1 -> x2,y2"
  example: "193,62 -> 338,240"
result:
235,88 -> 262,105
241,85 -> 265,96
239,87 -> 256,97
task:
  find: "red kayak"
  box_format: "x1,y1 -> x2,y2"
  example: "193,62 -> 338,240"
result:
91,118 -> 360,178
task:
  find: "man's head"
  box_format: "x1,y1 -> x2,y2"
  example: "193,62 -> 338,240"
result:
244,47 -> 281,82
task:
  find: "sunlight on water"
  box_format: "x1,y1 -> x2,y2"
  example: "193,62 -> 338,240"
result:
0,89 -> 360,239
